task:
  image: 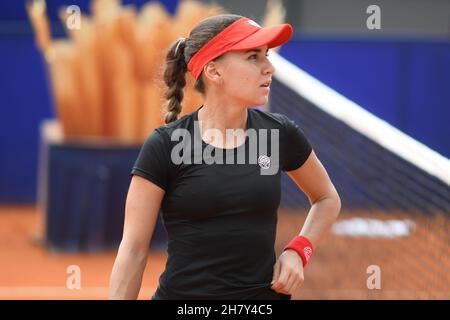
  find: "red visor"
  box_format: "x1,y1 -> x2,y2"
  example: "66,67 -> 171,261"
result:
187,17 -> 293,80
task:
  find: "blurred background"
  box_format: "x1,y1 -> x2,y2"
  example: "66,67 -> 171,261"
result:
0,0 -> 449,299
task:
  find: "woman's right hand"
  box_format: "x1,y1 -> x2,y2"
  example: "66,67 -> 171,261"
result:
270,249 -> 305,296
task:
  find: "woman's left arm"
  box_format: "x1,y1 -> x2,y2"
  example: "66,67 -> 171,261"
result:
271,150 -> 341,295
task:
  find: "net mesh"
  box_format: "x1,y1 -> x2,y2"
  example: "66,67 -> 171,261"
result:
269,55 -> 450,299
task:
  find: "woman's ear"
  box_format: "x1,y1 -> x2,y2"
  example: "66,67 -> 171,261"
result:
203,61 -> 223,85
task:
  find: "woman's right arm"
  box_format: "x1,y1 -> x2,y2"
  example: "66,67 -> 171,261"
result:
109,175 -> 165,299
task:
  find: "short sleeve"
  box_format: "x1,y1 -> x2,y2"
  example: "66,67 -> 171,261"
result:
278,114 -> 313,171
130,129 -> 171,190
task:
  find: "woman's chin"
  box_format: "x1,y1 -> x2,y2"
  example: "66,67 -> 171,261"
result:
241,96 -> 269,108
256,97 -> 269,106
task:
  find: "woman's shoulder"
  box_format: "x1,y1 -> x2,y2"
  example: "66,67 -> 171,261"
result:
249,108 -> 294,129
151,111 -> 196,139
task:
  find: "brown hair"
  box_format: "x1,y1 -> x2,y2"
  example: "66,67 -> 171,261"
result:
163,14 -> 242,124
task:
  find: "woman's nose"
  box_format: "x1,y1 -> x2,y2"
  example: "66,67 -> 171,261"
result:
263,59 -> 276,75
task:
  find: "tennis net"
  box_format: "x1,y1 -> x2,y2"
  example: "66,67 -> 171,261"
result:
269,52 -> 450,299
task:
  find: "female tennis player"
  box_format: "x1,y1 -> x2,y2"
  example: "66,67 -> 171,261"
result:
109,14 -> 341,300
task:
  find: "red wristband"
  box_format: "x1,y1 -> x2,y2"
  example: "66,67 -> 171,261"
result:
283,235 -> 314,267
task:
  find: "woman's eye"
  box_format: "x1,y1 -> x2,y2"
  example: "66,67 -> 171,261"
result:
248,53 -> 269,60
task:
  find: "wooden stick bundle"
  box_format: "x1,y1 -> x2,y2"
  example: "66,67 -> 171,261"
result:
26,0 -> 285,144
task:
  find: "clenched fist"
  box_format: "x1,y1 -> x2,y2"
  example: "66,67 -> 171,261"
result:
271,249 -> 305,296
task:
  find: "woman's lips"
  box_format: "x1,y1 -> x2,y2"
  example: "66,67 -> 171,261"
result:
260,86 -> 270,93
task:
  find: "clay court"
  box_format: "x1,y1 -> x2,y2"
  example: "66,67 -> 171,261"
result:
1,205 -> 448,300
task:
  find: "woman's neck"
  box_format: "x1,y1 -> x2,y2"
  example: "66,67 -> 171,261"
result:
197,101 -> 248,148
198,102 -> 248,132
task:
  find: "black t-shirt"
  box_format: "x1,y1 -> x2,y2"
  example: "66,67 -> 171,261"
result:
131,106 -> 312,300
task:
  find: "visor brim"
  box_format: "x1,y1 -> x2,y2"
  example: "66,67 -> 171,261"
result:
230,23 -> 293,51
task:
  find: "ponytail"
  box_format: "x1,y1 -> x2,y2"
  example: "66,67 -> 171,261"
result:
163,37 -> 188,124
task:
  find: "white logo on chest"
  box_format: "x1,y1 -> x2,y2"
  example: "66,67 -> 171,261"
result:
258,155 -> 271,169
